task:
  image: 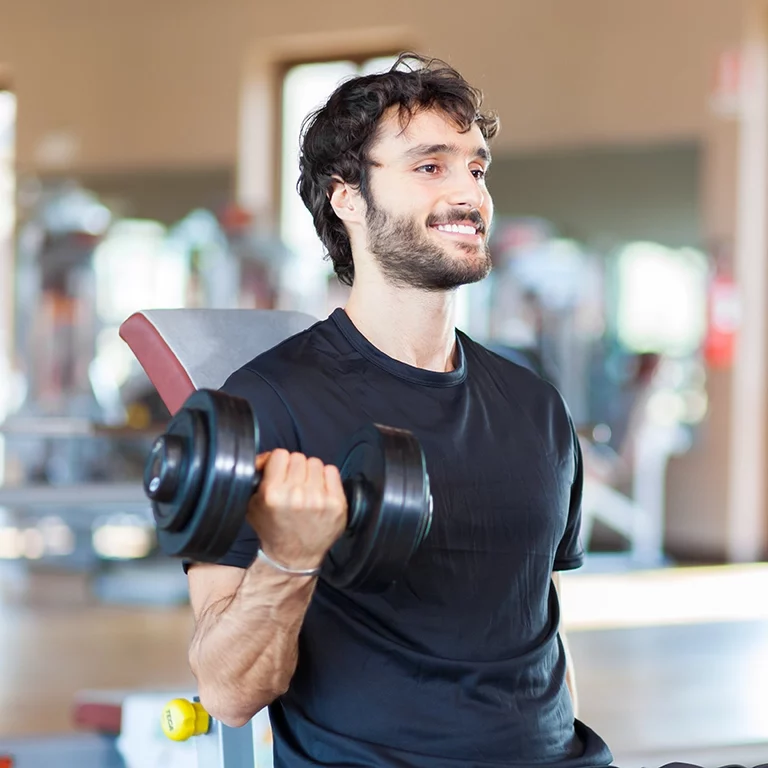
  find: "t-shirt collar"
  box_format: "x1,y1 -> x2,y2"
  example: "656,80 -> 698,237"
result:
330,307 -> 467,388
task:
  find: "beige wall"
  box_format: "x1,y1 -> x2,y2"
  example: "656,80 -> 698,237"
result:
0,0 -> 250,172
0,0 -> 745,173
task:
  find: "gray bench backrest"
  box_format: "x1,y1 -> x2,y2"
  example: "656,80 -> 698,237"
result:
119,309 -> 319,414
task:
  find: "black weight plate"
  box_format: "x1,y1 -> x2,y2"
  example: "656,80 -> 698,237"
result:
148,408 -> 208,533
369,427 -> 432,583
323,424 -> 432,591
194,392 -> 257,560
178,392 -> 242,560
156,389 -> 258,561
158,390 -> 257,560
188,390 -> 258,561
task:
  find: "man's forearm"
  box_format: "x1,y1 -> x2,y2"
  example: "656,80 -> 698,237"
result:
560,629 -> 579,717
551,573 -> 579,717
189,558 -> 317,726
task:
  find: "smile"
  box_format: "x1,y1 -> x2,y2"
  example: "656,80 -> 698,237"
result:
430,223 -> 483,239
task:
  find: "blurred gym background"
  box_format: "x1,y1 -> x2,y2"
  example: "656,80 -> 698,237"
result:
2,1 -> 768,766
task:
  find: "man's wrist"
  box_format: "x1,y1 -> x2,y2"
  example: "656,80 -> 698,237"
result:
256,547 -> 322,577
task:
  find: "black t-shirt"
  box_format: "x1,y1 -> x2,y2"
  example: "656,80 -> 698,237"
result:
215,308 -> 613,768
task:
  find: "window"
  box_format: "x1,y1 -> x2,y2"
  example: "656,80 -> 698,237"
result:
615,241 -> 708,356
279,55 -> 398,313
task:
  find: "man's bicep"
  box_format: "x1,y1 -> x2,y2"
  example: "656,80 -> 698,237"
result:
218,366 -> 299,455
553,477 -> 585,570
553,412 -> 586,571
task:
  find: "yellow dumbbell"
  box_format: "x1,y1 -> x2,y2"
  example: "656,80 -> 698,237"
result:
161,697 -> 211,742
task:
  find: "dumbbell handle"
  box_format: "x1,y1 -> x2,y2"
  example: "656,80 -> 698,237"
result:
250,450 -> 367,532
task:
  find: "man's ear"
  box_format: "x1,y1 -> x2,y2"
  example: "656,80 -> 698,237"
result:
328,176 -> 363,224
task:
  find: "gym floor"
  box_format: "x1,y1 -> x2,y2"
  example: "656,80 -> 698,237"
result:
1,562 -> 768,768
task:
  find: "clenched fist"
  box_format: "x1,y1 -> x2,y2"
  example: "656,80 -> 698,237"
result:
246,449 -> 347,571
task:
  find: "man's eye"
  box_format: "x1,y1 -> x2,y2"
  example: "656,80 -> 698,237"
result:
471,168 -> 487,180
417,164 -> 439,174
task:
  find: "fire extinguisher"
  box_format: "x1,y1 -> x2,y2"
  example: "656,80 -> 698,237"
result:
704,270 -> 741,369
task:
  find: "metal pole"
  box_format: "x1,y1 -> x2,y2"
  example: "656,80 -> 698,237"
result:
195,719 -> 256,768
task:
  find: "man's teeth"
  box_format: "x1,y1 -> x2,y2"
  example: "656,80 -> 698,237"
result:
435,224 -> 477,235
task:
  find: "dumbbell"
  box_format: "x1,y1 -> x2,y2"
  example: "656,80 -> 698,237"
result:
142,389 -> 433,591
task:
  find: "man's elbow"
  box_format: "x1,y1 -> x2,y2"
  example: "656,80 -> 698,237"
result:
212,707 -> 259,730
197,683 -> 288,728
198,693 -> 264,728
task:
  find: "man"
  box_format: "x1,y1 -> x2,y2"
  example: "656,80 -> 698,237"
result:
186,53 -> 614,767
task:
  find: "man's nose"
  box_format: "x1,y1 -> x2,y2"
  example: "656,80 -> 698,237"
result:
446,168 -> 485,210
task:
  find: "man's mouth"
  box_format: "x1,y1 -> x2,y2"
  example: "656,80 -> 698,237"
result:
430,222 -> 484,240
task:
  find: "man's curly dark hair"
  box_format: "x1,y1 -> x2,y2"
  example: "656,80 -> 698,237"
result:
296,52 -> 500,286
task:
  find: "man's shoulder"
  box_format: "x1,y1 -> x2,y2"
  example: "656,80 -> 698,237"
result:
462,334 -> 573,431
218,315 -> 344,443
462,334 -> 553,391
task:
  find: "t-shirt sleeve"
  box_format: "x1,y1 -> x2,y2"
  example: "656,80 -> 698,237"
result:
182,365 -> 300,572
553,409 -> 586,572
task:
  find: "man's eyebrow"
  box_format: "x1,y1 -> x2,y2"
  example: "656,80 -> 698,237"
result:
403,143 -> 492,164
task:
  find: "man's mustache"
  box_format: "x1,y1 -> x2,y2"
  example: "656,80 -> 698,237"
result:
427,209 -> 486,234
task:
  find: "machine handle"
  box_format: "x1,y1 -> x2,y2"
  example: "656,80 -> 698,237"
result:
161,697 -> 210,742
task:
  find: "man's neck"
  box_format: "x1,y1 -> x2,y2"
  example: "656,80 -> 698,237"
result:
344,280 -> 458,373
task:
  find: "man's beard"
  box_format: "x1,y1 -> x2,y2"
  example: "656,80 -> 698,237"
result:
364,199 -> 492,291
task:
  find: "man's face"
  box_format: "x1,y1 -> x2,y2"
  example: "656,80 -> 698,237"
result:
362,107 -> 494,291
